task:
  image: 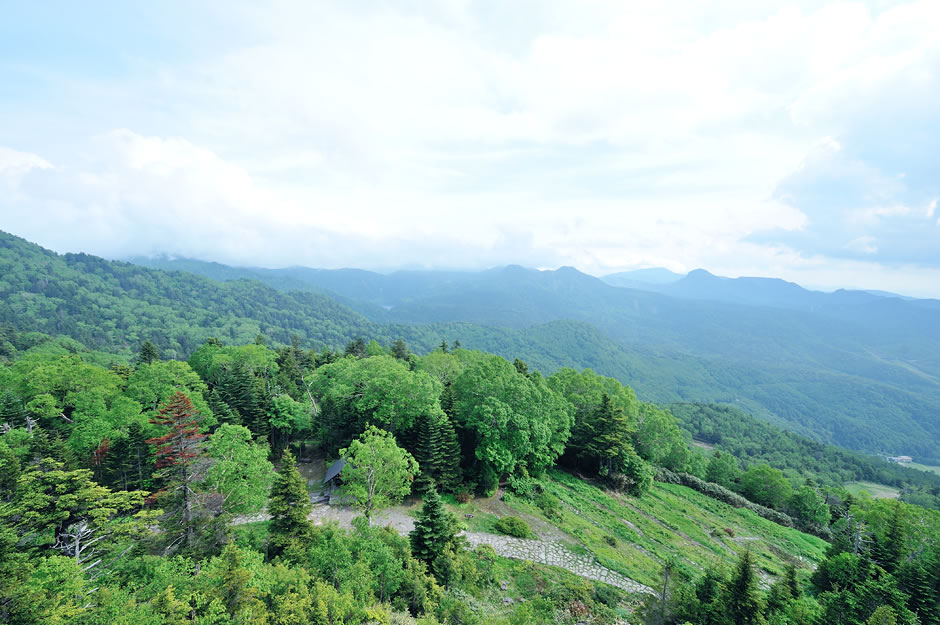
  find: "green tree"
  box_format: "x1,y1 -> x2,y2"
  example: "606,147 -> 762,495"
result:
409,488 -> 460,570
453,353 -> 571,483
204,424 -> 274,516
309,355 -> 444,453
634,404 -> 689,471
339,426 -> 418,522
706,450 -> 740,488
739,463 -> 793,510
722,550 -> 763,625
788,484 -> 831,530
6,458 -> 156,576
136,340 -> 160,366
267,450 -> 315,561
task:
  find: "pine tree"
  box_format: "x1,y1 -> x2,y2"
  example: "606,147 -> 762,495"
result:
874,501 -> 906,573
437,413 -> 462,492
147,391 -> 206,551
899,557 -> 938,625
439,340 -> 448,353
409,488 -> 459,572
785,562 -> 801,599
0,391 -> 25,426
722,549 -> 763,625
127,421 -> 153,490
413,413 -> 444,494
136,340 -> 160,366
267,450 -> 315,561
391,339 -> 410,361
583,394 -> 634,476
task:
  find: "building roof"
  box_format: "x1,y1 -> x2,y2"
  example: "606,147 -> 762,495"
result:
324,458 -> 346,484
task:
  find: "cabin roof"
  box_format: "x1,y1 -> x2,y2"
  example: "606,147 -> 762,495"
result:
324,458 -> 345,484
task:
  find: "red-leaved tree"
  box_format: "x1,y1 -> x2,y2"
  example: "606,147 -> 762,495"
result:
147,391 -> 206,551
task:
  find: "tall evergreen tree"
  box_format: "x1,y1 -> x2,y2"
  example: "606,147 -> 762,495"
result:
413,413 -> 444,494
874,501 -> 907,574
147,391 -> 207,552
583,393 -> 635,476
437,413 -> 462,492
722,549 -> 764,625
409,488 -> 459,573
267,450 -> 314,561
136,340 -> 160,366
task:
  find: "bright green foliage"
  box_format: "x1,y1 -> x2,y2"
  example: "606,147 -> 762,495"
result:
311,355 -> 444,452
740,463 -> 793,510
493,516 -> 533,538
788,484 -> 831,531
547,368 -> 643,478
453,353 -> 571,482
6,458 -> 156,575
204,424 -> 274,516
867,606 -> 898,625
634,404 -> 689,471
126,360 -> 214,425
706,450 -> 740,488
267,450 -> 314,561
339,425 -> 418,521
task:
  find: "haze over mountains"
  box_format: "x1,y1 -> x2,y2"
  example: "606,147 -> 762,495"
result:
2,229 -> 938,462
126,252 -> 940,463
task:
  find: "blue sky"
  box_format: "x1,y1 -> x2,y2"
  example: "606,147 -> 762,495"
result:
1,0 -> 939,295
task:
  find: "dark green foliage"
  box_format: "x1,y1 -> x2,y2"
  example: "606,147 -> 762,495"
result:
409,489 -> 459,575
722,550 -> 763,625
672,402 -> 940,508
136,340 -> 160,366
493,516 -> 532,538
267,450 -> 314,561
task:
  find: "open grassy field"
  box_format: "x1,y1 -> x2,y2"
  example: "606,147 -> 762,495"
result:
844,481 -> 901,499
447,470 -> 829,589
907,462 -> 940,476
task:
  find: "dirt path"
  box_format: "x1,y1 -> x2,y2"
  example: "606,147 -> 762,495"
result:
232,504 -> 653,595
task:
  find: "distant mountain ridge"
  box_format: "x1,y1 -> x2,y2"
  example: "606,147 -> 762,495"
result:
128,251 -> 940,462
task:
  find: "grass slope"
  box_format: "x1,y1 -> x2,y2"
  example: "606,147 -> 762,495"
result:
449,471 -> 829,589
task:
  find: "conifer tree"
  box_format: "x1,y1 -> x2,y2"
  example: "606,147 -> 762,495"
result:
409,488 -> 459,571
437,413 -> 462,492
583,394 -> 634,476
874,501 -> 906,573
413,413 -> 444,494
267,450 -> 314,561
136,340 -> 160,366
722,549 -> 763,625
147,391 -> 206,551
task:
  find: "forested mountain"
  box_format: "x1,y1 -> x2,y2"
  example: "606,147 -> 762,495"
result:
130,250 -> 940,463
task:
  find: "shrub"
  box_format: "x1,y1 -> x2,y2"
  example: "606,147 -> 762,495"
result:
534,492 -> 561,519
455,490 -> 473,504
493,516 -> 533,538
655,468 -> 797,529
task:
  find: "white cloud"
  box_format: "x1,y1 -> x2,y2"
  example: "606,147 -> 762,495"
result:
2,1 -> 940,295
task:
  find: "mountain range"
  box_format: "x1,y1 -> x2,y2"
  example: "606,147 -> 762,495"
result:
2,231 -> 938,462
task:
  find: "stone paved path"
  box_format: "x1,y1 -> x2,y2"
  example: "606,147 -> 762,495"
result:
233,505 -> 653,595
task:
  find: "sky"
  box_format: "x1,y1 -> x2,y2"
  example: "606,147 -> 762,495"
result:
1,1 -> 939,296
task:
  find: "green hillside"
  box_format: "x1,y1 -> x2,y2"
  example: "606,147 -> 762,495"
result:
128,252 -> 940,462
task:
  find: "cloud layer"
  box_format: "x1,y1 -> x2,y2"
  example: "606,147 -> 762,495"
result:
1,1 -> 939,295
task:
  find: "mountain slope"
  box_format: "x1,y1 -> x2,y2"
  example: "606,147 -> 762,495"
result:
125,253 -> 940,462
